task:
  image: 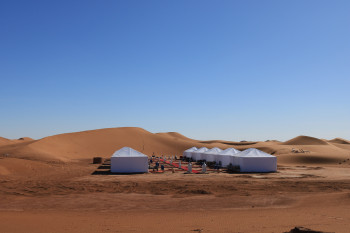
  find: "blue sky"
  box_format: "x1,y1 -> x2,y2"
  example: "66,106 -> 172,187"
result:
1,0 -> 349,141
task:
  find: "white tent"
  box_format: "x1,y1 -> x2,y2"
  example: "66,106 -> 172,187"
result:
201,147 -> 223,162
235,148 -> 277,172
183,147 -> 198,159
217,148 -> 241,167
110,147 -> 148,173
191,147 -> 208,161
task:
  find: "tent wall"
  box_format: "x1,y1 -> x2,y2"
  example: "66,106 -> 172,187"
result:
111,157 -> 148,173
216,154 -> 232,167
183,151 -> 192,158
230,156 -> 240,166
237,157 -> 277,172
188,152 -> 196,159
205,153 -> 217,162
191,152 -> 201,161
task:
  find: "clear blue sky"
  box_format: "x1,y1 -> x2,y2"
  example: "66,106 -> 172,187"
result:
1,0 -> 349,141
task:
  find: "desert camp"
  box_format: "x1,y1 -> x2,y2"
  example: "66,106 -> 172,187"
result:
109,146 -> 276,174
1,128 -> 350,233
1,0 -> 349,232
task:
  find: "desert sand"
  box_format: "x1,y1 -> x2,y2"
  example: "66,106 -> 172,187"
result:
1,127 -> 350,232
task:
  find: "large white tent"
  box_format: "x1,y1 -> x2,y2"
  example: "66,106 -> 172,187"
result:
235,148 -> 277,172
183,147 -> 198,159
191,147 -> 208,161
111,147 -> 148,173
202,147 -> 223,162
217,148 -> 241,167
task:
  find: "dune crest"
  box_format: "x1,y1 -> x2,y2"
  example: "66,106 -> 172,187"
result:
282,136 -> 330,145
155,132 -> 197,141
17,137 -> 34,141
328,138 -> 350,144
0,137 -> 11,145
0,136 -> 35,146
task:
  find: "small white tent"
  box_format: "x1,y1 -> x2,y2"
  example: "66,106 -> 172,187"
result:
235,148 -> 277,172
191,147 -> 208,161
183,147 -> 198,159
202,147 -> 223,162
111,147 -> 148,173
217,148 -> 241,167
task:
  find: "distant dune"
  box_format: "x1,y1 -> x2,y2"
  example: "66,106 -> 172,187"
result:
0,137 -> 10,145
328,138 -> 350,144
0,128 -> 349,166
282,135 -> 329,145
17,137 -> 34,141
199,140 -> 257,146
0,136 -> 34,146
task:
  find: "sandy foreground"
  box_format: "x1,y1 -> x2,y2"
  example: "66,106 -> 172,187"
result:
1,160 -> 350,233
1,128 -> 350,232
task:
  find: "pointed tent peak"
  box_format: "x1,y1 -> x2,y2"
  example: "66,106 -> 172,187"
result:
237,148 -> 274,157
112,147 -> 148,157
220,147 -> 241,155
195,147 -> 209,152
204,147 -> 223,154
210,147 -> 222,151
184,147 -> 198,152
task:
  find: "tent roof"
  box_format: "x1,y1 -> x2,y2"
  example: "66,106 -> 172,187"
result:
193,147 -> 209,153
236,148 -> 275,158
112,147 -> 148,158
184,147 -> 198,152
203,147 -> 222,154
219,148 -> 241,155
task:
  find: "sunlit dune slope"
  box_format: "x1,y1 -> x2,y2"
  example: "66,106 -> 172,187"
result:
0,128 -> 208,162
155,132 -> 197,142
328,138 -> 350,144
282,135 -> 330,145
0,137 -> 11,146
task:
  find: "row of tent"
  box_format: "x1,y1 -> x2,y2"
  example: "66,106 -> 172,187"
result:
183,147 -> 277,172
109,147 -> 277,173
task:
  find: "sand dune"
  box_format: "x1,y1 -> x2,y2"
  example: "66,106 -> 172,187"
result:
17,137 -> 34,141
282,135 -> 330,145
0,128 -> 349,166
155,132 -> 197,142
0,137 -> 34,146
0,137 -> 11,146
0,127 -> 209,162
328,138 -> 350,144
